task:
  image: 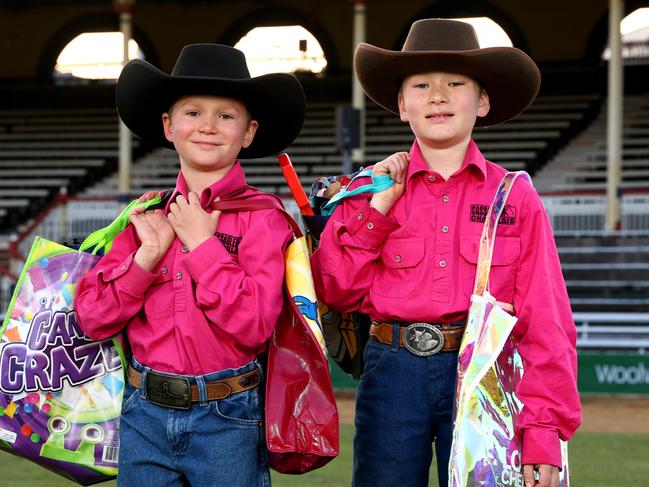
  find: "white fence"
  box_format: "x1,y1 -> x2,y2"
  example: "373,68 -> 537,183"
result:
540,193 -> 649,234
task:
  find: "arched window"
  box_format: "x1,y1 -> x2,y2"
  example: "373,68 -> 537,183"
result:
452,17 -> 513,47
54,32 -> 144,83
234,26 -> 327,77
602,8 -> 649,64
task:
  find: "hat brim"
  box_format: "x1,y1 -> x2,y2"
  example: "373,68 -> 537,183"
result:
354,43 -> 541,127
116,60 -> 305,159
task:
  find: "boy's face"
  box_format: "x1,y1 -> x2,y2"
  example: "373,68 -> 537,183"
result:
162,95 -> 258,176
397,72 -> 490,150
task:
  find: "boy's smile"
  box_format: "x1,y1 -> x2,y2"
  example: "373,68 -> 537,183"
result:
398,72 -> 489,150
162,95 -> 258,180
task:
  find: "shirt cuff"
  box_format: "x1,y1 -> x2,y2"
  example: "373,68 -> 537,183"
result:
344,201 -> 397,249
521,428 -> 562,469
183,236 -> 233,280
108,253 -> 157,298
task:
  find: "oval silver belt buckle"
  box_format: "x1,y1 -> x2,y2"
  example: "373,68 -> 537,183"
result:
403,323 -> 444,356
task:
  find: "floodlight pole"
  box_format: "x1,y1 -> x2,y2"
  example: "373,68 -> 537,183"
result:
351,0 -> 366,169
606,0 -> 624,231
114,0 -> 135,198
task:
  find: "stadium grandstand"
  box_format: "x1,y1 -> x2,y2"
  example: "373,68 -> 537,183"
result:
0,0 -> 648,395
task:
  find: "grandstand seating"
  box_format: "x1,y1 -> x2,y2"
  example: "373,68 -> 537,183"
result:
82,94 -> 601,196
534,93 -> 649,193
557,235 -> 649,314
0,108 -> 143,231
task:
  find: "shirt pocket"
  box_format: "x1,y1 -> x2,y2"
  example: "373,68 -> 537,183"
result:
460,235 -> 521,303
143,270 -> 174,320
373,237 -> 425,298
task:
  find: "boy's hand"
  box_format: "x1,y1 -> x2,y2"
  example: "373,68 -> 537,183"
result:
167,192 -> 221,251
523,464 -> 559,487
136,191 -> 159,204
370,151 -> 410,215
130,208 -> 175,271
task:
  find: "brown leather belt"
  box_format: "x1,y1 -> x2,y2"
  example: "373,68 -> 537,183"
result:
370,320 -> 465,356
128,367 -> 261,410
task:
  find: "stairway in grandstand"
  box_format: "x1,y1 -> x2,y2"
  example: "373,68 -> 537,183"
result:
534,93 -> 649,193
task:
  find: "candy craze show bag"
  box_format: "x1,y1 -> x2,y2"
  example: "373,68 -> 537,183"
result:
448,172 -> 570,487
0,195 -> 164,485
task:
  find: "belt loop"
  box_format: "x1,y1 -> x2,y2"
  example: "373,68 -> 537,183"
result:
391,323 -> 400,352
196,376 -> 208,405
140,367 -> 149,400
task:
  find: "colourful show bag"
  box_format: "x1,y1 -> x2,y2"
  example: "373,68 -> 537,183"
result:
448,172 -> 570,487
0,195 -> 164,485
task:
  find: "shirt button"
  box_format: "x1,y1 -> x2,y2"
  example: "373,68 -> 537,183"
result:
427,175 -> 436,182
161,266 -> 168,275
181,246 -> 189,253
175,272 -> 183,280
439,260 -> 447,268
357,213 -> 363,221
367,222 -> 374,230
395,255 -> 402,263
119,264 -> 126,271
442,195 -> 450,203
441,225 -> 449,233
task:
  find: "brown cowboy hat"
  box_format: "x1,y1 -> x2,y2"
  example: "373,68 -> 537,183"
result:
354,18 -> 541,126
116,43 -> 305,159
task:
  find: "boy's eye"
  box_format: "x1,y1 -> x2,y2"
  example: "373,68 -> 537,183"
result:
414,83 -> 429,89
219,113 -> 234,120
186,110 -> 200,117
449,81 -> 466,87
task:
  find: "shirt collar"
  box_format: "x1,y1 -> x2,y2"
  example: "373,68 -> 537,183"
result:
168,161 -> 247,210
406,138 -> 487,184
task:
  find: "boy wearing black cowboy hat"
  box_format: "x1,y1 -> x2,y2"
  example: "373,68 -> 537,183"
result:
75,44 -> 305,486
311,19 -> 580,487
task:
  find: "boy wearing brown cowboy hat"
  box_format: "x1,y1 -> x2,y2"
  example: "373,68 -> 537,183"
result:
312,19 -> 580,487
75,44 -> 305,486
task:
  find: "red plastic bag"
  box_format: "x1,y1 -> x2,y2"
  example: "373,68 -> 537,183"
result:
265,235 -> 339,474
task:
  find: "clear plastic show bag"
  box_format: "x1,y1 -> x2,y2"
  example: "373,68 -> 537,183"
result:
449,171 -> 570,487
0,194 -> 165,485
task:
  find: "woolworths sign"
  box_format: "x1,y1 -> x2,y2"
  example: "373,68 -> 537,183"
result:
579,353 -> 649,394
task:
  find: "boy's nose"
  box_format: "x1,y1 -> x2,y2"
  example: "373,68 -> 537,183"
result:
428,88 -> 448,104
198,117 -> 218,133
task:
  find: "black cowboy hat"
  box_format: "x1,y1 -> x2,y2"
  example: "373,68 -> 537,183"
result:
354,19 -> 541,126
116,43 -> 306,159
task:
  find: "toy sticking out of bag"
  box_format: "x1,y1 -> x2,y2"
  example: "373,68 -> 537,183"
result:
0,195 -> 163,485
279,154 -> 395,379
449,172 -> 569,487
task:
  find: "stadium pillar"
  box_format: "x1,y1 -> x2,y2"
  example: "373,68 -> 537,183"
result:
351,0 -> 366,170
606,0 -> 624,231
114,0 -> 135,198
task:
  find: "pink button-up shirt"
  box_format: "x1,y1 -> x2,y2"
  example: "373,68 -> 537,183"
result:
311,139 -> 581,467
75,162 -> 293,375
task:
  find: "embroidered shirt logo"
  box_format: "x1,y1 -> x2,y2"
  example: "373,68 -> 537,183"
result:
470,204 -> 516,225
216,232 -> 242,254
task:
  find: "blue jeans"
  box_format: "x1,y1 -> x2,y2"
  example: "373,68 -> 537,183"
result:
353,338 -> 458,487
117,359 -> 270,487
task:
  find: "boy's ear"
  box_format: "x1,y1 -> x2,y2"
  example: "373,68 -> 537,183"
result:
162,112 -> 174,143
242,119 -> 259,149
477,89 -> 490,119
398,92 -> 409,123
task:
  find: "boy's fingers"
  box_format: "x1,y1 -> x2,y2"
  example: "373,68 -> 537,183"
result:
522,464 -> 535,487
188,192 -> 200,205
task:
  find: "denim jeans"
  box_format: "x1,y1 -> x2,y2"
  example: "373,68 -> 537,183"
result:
353,337 -> 458,487
117,359 -> 269,487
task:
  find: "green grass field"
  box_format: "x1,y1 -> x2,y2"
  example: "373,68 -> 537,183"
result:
0,426 -> 647,486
